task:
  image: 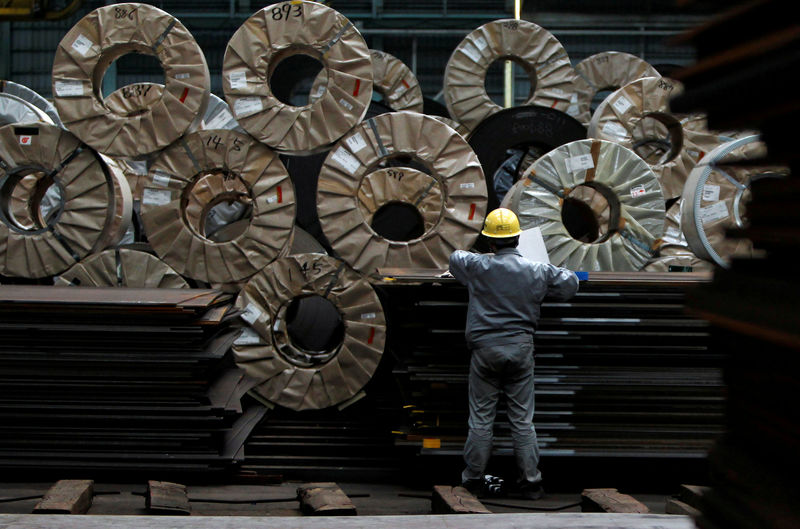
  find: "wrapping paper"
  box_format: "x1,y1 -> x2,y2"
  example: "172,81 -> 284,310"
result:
574,51 -> 660,125
140,129 -> 295,284
317,111 -> 487,276
502,139 -> 665,271
682,135 -> 787,267
0,80 -> 62,127
223,0 -> 373,154
1,92 -> 54,129
95,154 -> 134,251
0,123 -> 120,278
56,247 -> 189,288
643,200 -> 713,272
432,115 -> 471,138
52,3 -> 211,157
444,19 -> 580,132
357,167 -> 444,234
233,254 -> 385,411
588,76 -> 729,199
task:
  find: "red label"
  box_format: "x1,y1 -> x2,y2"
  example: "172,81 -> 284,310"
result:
401,79 -> 410,89
550,99 -> 558,108
367,327 -> 375,345
277,185 -> 283,203
353,79 -> 361,97
19,136 -> 32,145
179,87 -> 189,103
468,203 -> 476,220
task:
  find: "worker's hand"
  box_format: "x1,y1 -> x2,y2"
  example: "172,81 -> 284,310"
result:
438,270 -> 454,278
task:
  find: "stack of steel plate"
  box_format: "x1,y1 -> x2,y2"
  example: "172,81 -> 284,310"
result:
0,286 -> 264,475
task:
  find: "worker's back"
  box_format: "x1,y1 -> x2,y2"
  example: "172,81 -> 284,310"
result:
449,247 -> 579,348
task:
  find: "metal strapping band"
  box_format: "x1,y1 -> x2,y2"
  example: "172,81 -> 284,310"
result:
323,262 -> 348,299
181,138 -> 203,172
152,20 -> 177,53
115,248 -> 123,286
49,146 -> 84,180
49,226 -> 80,262
414,178 -> 437,207
367,119 -> 389,157
529,175 -> 564,198
619,228 -> 656,255
321,21 -> 352,56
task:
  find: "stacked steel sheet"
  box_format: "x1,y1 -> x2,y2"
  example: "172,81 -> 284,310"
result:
378,271 -> 723,459
0,286 -> 264,474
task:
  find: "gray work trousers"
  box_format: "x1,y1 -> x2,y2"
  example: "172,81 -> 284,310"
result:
462,338 -> 542,485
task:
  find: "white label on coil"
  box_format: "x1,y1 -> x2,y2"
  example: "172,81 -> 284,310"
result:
612,95 -> 633,114
460,182 -> 476,189
461,43 -> 482,63
345,132 -> 368,153
71,34 -> 94,56
564,154 -> 594,173
204,108 -> 234,130
702,184 -> 721,202
128,160 -> 148,175
151,171 -> 171,187
665,226 -> 681,240
630,184 -> 647,198
175,72 -> 190,80
361,312 -> 376,320
266,194 -> 279,204
19,135 -> 32,146
314,85 -> 327,98
234,327 -> 262,345
602,121 -> 628,139
331,147 -> 360,174
474,36 -> 488,51
233,97 -> 262,118
54,80 -> 84,97
700,201 -> 729,224
338,98 -> 354,111
392,84 -> 407,98
240,303 -> 262,325
228,70 -> 248,90
142,188 -> 172,206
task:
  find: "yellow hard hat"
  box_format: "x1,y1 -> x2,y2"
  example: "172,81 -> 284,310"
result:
481,208 -> 521,238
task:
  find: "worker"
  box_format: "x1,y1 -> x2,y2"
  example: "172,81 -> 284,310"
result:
446,208 -> 579,500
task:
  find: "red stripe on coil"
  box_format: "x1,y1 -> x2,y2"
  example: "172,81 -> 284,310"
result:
277,185 -> 283,203
401,79 -> 410,89
368,327 -> 375,345
353,79 -> 361,97
468,203 -> 476,220
180,88 -> 189,103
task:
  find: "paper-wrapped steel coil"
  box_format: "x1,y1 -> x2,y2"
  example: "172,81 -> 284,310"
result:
0,123 -> 128,278
643,200 -> 712,272
140,129 -> 295,284
502,139 -> 665,271
223,0 -> 373,154
55,247 -> 189,288
0,91 -> 53,128
317,111 -> 487,276
681,135 -> 786,267
432,116 -> 470,139
468,106 -> 586,210
52,3 -> 211,157
311,49 -> 423,113
574,52 -> 660,121
444,19 -> 579,132
588,76 -> 711,199
1,80 -> 61,127
233,254 -> 385,411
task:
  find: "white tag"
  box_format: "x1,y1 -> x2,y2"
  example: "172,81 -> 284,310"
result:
54,80 -> 84,97
266,194 -> 279,204
460,182 -> 475,189
361,312 -> 376,320
19,135 -> 32,146
345,132 -> 368,152
142,188 -> 172,206
392,84 -> 407,98
233,97 -> 262,118
234,327 -> 262,345
702,184 -> 721,202
240,303 -> 262,325
228,70 -> 247,90
602,121 -> 629,139
331,147 -> 360,174
700,201 -> 729,224
128,160 -> 148,175
474,36 -> 488,51
461,43 -> 481,63
339,98 -> 354,111
151,171 -> 171,187
314,85 -> 326,98
630,184 -> 647,198
204,108 -> 234,130
71,34 -> 94,56
175,72 -> 190,80
665,226 -> 681,240
612,96 -> 633,114
564,154 -> 594,173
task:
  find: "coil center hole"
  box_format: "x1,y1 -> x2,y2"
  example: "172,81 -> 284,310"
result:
285,294 -> 345,358
269,49 -> 325,107
484,57 -> 535,106
632,112 -> 683,165
371,201 -> 426,242
561,183 -> 615,244
0,170 -> 65,233
97,46 -> 166,110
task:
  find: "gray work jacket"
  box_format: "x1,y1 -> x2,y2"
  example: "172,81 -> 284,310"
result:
449,248 -> 579,349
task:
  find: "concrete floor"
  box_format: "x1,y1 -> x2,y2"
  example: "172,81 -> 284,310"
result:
0,481 -> 676,516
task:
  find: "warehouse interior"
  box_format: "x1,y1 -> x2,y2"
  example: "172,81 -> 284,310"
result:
1,0 -> 797,528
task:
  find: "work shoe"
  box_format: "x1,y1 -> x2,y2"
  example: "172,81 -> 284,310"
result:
460,478 -> 483,496
519,481 -> 545,500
